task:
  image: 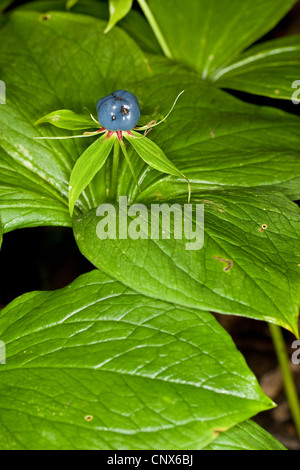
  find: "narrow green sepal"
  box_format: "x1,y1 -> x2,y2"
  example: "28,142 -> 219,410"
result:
125,132 -> 191,201
69,133 -> 115,216
35,109 -> 99,130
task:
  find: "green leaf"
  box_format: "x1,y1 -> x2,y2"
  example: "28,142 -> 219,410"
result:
104,0 -> 133,34
0,10 -> 149,232
0,269 -> 274,450
128,68 -> 300,201
69,133 -> 115,216
213,35 -> 300,101
125,131 -> 191,201
126,132 -> 187,180
73,190 -> 300,335
35,109 -> 99,130
204,420 -> 286,450
19,0 -> 161,54
147,0 -> 297,76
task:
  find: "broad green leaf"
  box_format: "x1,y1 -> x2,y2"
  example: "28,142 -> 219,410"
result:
213,36 -> 300,101
35,109 -> 99,130
73,190 -> 300,335
147,0 -> 297,76
69,133 -> 115,216
0,10 -> 149,232
0,187 -> 73,233
0,269 -> 274,450
19,0 -> 161,54
127,68 -> 300,201
0,14 -> 6,29
204,420 -> 286,450
104,0 -> 133,34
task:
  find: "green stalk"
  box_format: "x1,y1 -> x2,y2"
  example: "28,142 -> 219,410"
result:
269,323 -> 300,441
120,144 -> 141,194
137,0 -> 173,60
110,139 -> 120,201
105,150 -> 112,200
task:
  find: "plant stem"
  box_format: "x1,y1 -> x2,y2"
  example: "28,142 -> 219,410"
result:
110,139 -> 120,201
137,0 -> 173,60
105,152 -> 111,200
269,323 -> 300,441
120,144 -> 141,194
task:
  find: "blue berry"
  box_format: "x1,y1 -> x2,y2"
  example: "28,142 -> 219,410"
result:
96,90 -> 140,131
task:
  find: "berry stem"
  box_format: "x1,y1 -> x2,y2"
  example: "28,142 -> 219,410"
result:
110,138 -> 120,201
105,131 -> 114,140
120,144 -> 142,194
137,0 -> 173,60
116,131 -> 123,142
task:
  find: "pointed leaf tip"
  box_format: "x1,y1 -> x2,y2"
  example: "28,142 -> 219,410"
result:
104,0 -> 133,34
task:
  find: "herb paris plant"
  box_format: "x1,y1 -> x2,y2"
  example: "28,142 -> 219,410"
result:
35,90 -> 191,215
0,1 -> 300,450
